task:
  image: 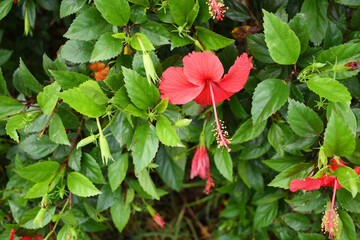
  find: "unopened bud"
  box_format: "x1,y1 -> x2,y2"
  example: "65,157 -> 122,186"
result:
345,61 -> 359,71
34,207 -> 47,227
142,52 -> 159,84
99,132 -> 114,165
77,134 -> 98,149
318,146 -> 327,169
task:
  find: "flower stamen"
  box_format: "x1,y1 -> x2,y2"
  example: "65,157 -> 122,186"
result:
209,83 -> 231,152
207,0 -> 227,21
321,180 -> 339,238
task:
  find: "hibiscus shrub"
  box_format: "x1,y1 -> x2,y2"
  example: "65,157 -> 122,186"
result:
1,0 -> 360,239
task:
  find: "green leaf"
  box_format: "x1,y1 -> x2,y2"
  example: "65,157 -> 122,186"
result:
137,169 -> 160,200
49,113 -> 70,145
307,78 -> 351,103
226,0 -> 250,22
214,149 -> 233,182
60,0 -> 87,18
317,43 -> 360,65
128,0 -> 149,6
94,0 -> 130,26
104,72 -> 123,91
81,153 -> 106,184
251,78 -> 289,124
58,225 -> 76,240
140,22 -> 170,46
263,9 -> 300,65
287,99 -> 324,137
254,202 -> 278,228
338,209 -> 356,240
268,123 -> 285,156
282,213 -> 311,231
185,0 -> 199,26
19,134 -> 58,159
324,20 -> 343,49
67,172 -> 102,197
156,115 -> 183,147
323,111 -> 355,157
8,200 -> 27,224
37,82 -> 61,115
110,111 -> 134,148
130,5 -> 147,24
334,166 -> 360,198
335,0 -> 360,7
19,58 -> 43,93
0,96 -> 24,119
108,153 -> 128,192
15,161 -> 60,183
0,0 -> 13,21
61,40 -> 94,63
123,67 -> 159,110
196,26 -> 234,51
50,70 -> 90,90
288,13 -> 309,54
268,163 -> 313,189
68,147 -> 81,172
298,233 -> 325,240
263,157 -> 305,172
337,188 -> 360,213
0,68 -> 8,95
131,123 -> 159,174
167,0 -> 195,26
301,0 -> 328,45
130,33 -> 155,51
64,7 -> 112,41
110,194 -> 130,232
327,102 -> 357,136
156,146 -> 185,191
91,32 -> 123,62
20,206 -> 55,229
0,49 -> 12,66
58,80 -> 109,118
246,33 -> 274,64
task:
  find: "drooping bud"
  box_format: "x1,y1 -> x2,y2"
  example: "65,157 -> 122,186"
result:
345,61 -> 359,71
318,146 -> 327,169
146,205 -> 165,228
142,52 -> 159,84
96,118 -> 114,165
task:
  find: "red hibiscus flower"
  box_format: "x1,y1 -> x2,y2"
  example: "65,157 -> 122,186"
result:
290,158 -> 360,239
190,145 -> 210,180
159,51 -> 253,151
9,229 -> 43,240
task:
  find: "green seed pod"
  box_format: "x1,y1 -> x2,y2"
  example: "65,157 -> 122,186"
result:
77,134 -> 98,149
34,207 -> 47,227
142,52 -> 159,84
99,132 -> 114,165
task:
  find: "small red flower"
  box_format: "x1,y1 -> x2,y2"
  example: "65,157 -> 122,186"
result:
290,158 -> 360,239
190,145 -> 210,180
9,229 -> 43,240
159,52 -> 253,151
88,62 -> 110,81
13,0 -> 17,4
152,213 -> 165,228
9,229 -> 16,240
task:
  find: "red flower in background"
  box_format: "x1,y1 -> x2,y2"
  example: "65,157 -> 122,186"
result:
290,159 -> 360,239
88,62 -> 110,81
159,52 -> 253,151
13,0 -> 17,4
9,229 -> 43,240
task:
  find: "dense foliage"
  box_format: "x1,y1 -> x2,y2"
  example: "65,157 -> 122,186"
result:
1,0 -> 360,239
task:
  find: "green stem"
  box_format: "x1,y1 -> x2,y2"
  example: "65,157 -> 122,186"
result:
43,199 -> 69,240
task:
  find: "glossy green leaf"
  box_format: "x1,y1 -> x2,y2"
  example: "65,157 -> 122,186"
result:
0,96 -> 24,119
298,233 -> 325,240
64,7 -> 112,41
196,26 -> 234,51
254,202 -> 278,228
251,78 -> 289,124
20,206 -> 55,229
61,40 -> 94,63
8,200 -> 27,224
156,146 -> 185,191
301,0 -> 328,45
49,113 -> 70,145
214,149 -> 233,182
19,135 -> 58,158
287,99 -> 324,137
323,111 -> 355,157
156,115 -> 183,147
263,9 -> 300,65
334,166 -> 360,198
324,20 -> 343,49
337,188 -> 360,213
58,80 -> 108,118
58,225 -> 76,240
37,82 -> 61,115
130,33 -> 155,51
82,153 -> 106,184
19,58 -> 42,93
226,0 -> 250,22
316,43 -> 360,65
263,157 -> 305,172
137,169 -> 160,200
67,172 -> 102,197
288,13 -> 309,54
0,49 -> 12,66
327,102 -> 357,136
94,0 -> 130,26
268,123 -> 285,156
90,32 -> 123,62
282,213 -> 311,231
131,123 -> 159,174
268,163 -> 313,189
339,209 -> 356,240
0,68 -> 8,95
111,194 -> 130,232
130,5 -> 147,24
60,0 -> 87,18
15,161 -> 59,183
307,78 -> 351,103
0,0 -> 13,21
167,0 -> 195,26
335,0 -> 360,6
108,153 -> 128,192
6,114 -> 32,142
50,70 -> 90,90
110,111 -> 133,148
123,67 -> 159,110
140,22 -> 170,46
246,33 -> 274,64
68,147 -> 82,172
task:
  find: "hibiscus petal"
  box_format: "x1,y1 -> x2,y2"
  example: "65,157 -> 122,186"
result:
193,81 -> 233,105
218,53 -> 253,93
330,158 -> 346,171
159,67 -> 204,105
183,51 -> 224,86
289,178 -> 322,192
